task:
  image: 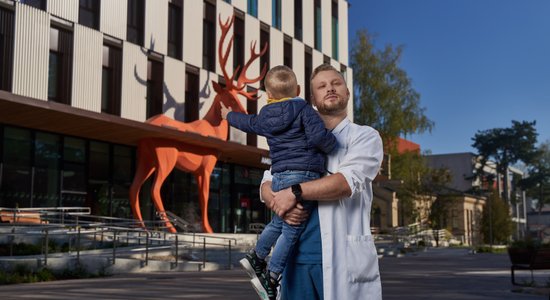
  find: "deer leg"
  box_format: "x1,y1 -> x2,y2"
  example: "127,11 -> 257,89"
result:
151,148 -> 178,233
197,158 -> 217,233
129,147 -> 155,229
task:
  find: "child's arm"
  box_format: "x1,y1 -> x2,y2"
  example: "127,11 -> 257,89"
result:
302,105 -> 338,153
221,103 -> 264,135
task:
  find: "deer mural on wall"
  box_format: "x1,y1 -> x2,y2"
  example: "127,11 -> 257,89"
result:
129,14 -> 267,233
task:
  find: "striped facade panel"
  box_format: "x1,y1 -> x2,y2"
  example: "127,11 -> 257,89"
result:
12,3 -> 49,100
346,67 -> 353,119
281,0 -> 293,38
244,14 -> 260,89
338,0 -> 348,65
182,0 -> 202,68
292,41 -> 305,98
100,0 -> 127,40
269,29 -> 283,67
256,92 -> 268,150
47,0 -> 78,23
321,0 -> 331,57
120,42 -> 147,121
198,69 -> 215,120
302,0 -> 314,47
163,56 -> 187,121
71,25 -> 102,112
258,0 -> 271,26
216,3 -> 234,77
144,0 -> 168,55
312,49 -> 324,70
232,0 -> 246,13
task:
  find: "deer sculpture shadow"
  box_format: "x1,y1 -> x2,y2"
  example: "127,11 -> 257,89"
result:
129,14 -> 267,233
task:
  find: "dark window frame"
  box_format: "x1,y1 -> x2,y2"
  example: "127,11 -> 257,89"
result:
127,0 -> 145,46
247,0 -> 258,18
167,0 -> 183,60
272,0 -> 281,30
78,0 -> 100,30
259,23 -> 270,90
184,66 -> 200,122
21,0 -> 46,10
202,1 -> 216,72
294,0 -> 303,41
304,46 -> 312,103
101,43 -> 122,116
283,35 -> 292,68
314,0 -> 322,51
331,0 -> 339,59
146,58 -> 164,119
233,12 -> 245,79
48,25 -> 73,105
0,7 -> 14,92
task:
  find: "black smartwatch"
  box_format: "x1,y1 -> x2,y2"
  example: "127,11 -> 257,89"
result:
291,184 -> 303,203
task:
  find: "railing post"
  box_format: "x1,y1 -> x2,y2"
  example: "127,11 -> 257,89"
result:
202,237 -> 206,270
76,226 -> 81,265
174,234 -> 178,267
228,240 -> 232,270
9,227 -> 14,256
44,229 -> 49,266
112,231 -> 117,265
145,232 -> 149,266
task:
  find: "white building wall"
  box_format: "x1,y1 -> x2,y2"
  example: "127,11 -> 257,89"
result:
145,0 -> 168,55
339,0 -> 348,65
321,0 -> 332,56
199,69 -> 216,120
270,29 -> 284,67
232,0 -> 247,13
302,0 -> 314,47
12,3 -> 49,100
258,0 -> 272,26
244,14 -> 261,89
281,0 -> 294,38
100,0 -> 127,40
120,42 -> 147,121
47,0 -> 78,23
163,57 -> 187,121
71,25 -> 102,112
292,41 -> 306,98
183,0 -> 203,68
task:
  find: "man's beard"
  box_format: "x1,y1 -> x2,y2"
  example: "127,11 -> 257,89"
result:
316,96 -> 348,115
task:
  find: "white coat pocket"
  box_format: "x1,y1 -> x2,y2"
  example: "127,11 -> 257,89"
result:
346,235 -> 380,283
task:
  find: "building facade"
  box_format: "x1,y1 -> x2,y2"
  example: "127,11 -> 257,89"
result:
0,0 -> 352,233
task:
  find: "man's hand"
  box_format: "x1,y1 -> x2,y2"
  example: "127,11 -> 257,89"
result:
272,187 -> 298,218
220,102 -> 232,119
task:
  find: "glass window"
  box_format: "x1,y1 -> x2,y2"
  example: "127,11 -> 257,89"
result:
247,0 -> 257,18
34,132 -> 60,207
294,0 -> 302,41
314,0 -> 322,51
304,47 -> 312,103
272,0 -> 281,30
79,0 -> 100,30
259,24 -> 269,90
101,44 -> 122,115
202,1 -> 216,72
233,14 -> 244,78
283,36 -> 292,68
167,0 -> 183,60
21,0 -> 45,10
1,127 -> 32,207
0,8 -> 14,92
331,0 -> 339,60
146,59 -> 164,118
127,0 -> 145,46
184,68 -> 200,122
48,27 -> 73,104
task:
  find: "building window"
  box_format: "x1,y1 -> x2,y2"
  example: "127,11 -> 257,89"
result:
167,0 -> 183,60
304,46 -> 312,103
1,127 -> 32,208
323,55 -> 330,65
331,0 -> 338,60
283,35 -> 292,68
79,0 -> 100,30
246,87 -> 257,147
223,0 -> 231,3
102,44 -> 122,116
233,13 -> 245,78
184,67 -> 200,122
0,8 -> 14,92
247,0 -> 257,18
314,0 -> 322,51
146,58 -> 164,119
48,26 -> 73,105
272,0 -> 281,30
127,0 -> 145,46
20,0 -> 46,10
259,23 -> 270,90
294,0 -> 302,41
202,1 -> 216,72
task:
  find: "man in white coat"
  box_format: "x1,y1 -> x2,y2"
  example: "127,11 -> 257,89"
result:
260,63 -> 384,300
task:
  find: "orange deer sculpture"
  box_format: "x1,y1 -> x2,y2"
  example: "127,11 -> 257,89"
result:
129,15 -> 267,233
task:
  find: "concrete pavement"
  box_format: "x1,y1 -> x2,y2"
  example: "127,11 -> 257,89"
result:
0,247 -> 546,299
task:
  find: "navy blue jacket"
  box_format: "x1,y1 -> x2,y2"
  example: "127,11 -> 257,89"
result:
226,98 -> 337,174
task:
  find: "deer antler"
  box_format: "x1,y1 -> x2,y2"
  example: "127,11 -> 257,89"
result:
218,14 -> 268,100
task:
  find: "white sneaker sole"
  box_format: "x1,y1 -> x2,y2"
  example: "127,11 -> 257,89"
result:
250,277 -> 271,300
239,258 -> 258,280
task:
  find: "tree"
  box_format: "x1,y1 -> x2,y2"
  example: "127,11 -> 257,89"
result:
350,29 -> 434,152
471,120 -> 539,202
519,141 -> 550,213
481,190 -> 513,245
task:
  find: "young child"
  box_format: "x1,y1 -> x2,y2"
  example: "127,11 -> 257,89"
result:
221,65 -> 337,300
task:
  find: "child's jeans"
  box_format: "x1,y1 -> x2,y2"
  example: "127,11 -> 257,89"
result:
255,170 -> 320,274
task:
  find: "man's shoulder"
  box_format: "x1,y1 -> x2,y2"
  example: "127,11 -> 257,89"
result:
348,122 -> 379,135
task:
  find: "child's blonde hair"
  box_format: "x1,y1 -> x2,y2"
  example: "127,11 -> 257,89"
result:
264,65 -> 298,99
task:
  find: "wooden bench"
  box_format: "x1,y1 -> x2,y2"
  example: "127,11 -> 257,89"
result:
511,247 -> 550,286
0,211 -> 47,224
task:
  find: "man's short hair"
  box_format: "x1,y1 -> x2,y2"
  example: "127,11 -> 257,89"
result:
264,65 -> 298,99
309,63 -> 346,84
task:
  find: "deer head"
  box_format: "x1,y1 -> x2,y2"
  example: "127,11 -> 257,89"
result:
210,15 -> 267,122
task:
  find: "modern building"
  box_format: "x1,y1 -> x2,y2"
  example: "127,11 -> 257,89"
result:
0,0 -> 352,233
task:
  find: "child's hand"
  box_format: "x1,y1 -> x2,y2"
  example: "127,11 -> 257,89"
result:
220,102 -> 232,119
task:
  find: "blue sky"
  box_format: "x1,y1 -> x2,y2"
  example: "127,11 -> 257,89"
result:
348,0 -> 550,154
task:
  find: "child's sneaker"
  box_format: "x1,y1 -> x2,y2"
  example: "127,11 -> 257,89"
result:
250,271 -> 279,300
239,250 -> 266,280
